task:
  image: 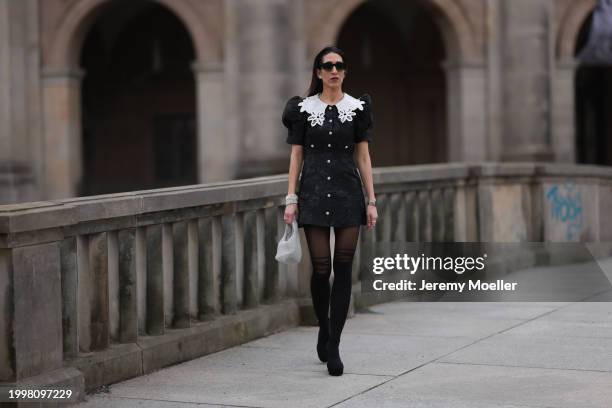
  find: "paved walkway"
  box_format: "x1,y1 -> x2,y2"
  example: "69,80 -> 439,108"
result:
76,298 -> 612,408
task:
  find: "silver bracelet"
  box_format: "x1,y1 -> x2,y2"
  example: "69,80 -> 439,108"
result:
367,198 -> 377,206
286,194 -> 298,205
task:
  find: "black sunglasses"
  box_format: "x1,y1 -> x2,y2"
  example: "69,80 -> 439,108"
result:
319,61 -> 346,72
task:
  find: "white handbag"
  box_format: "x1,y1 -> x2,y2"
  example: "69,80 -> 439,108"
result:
275,219 -> 302,264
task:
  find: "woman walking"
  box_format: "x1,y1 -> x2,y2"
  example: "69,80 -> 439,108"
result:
282,46 -> 378,376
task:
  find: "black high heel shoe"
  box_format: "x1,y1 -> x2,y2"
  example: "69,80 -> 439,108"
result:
326,340 -> 343,376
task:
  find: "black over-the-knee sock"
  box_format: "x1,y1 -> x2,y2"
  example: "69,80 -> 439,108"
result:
304,226 -> 332,362
329,248 -> 354,345
327,226 -> 359,376
310,255 -> 331,346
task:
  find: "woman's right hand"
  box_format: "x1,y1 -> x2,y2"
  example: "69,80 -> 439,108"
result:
284,203 -> 298,224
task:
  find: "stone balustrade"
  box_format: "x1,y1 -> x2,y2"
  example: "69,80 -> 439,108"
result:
1,162 -> 611,402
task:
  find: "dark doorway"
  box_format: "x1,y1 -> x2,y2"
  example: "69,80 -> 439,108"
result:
575,12 -> 612,166
80,0 -> 197,195
337,0 -> 447,166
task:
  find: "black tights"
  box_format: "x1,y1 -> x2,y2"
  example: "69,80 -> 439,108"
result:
304,225 -> 360,346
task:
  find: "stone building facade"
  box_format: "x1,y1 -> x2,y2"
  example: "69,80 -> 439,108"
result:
0,0 -> 608,203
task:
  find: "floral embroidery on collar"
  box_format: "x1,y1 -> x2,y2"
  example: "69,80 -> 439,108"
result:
338,109 -> 357,122
307,111 -> 325,127
298,93 -> 364,127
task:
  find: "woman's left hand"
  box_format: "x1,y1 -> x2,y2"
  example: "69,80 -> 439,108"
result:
367,205 -> 378,230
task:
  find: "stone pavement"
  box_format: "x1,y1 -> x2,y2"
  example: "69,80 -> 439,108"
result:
75,300 -> 612,408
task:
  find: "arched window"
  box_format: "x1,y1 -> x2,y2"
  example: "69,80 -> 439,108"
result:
80,0 -> 197,195
337,1 -> 447,166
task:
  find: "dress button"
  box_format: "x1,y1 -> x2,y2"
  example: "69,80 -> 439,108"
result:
329,131 -> 332,135
328,106 -> 332,110
327,159 -> 331,163
325,211 -> 330,215
327,176 -> 331,180
344,145 -> 348,149
328,143 -> 331,147
327,193 -> 331,197
329,119 -> 332,123
310,144 -> 314,148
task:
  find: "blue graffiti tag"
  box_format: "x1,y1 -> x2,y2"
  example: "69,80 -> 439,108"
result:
545,181 -> 583,240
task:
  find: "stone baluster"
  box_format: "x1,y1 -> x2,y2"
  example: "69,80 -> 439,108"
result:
406,191 -> 419,242
359,221 -> 376,281
198,217 -> 217,320
187,220 -> 199,319
431,189 -> 445,242
118,229 -> 138,343
391,192 -> 406,242
162,223 -> 174,327
146,224 -> 164,335
418,189 -> 433,242
376,194 -> 391,243
256,209 -> 266,302
60,236 -> 78,358
234,212 -> 245,308
89,232 -> 109,351
275,207 -> 286,297
221,214 -> 238,314
263,206 -> 280,303
108,231 -> 119,342
454,179 -> 478,242
173,221 -> 190,328
135,227 -> 147,335
243,210 -> 259,308
443,187 -> 455,242
76,236 -> 91,352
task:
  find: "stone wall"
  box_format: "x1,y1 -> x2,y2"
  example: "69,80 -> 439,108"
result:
0,162 -> 611,400
0,0 -> 604,203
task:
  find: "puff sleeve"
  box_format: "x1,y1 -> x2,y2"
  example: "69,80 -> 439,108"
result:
282,96 -> 306,145
354,94 -> 374,144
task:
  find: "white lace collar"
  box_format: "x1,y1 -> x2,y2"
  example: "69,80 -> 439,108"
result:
298,93 -> 364,127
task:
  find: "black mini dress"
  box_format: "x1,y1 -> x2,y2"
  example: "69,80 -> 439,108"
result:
282,93 -> 373,229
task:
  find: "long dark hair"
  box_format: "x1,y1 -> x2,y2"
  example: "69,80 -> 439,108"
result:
306,46 -> 347,97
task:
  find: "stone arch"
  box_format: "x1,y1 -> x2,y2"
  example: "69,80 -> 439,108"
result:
308,0 -> 480,63
308,0 -> 486,163
556,0 -> 597,60
46,0 -> 221,69
41,0 -> 224,199
564,0 -> 612,166
314,0 -> 488,164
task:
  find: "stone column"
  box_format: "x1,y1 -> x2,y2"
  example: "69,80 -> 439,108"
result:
0,0 -> 10,176
193,61 -> 231,183
41,68 -> 84,199
552,58 -> 578,162
228,0 -> 307,178
486,0 -> 503,161
444,62 -> 488,162
499,0 -> 554,161
0,0 -> 40,203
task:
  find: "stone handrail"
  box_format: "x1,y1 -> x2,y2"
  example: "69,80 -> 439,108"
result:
1,162 -> 611,400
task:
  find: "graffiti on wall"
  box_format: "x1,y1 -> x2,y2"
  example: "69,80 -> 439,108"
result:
545,181 -> 583,240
